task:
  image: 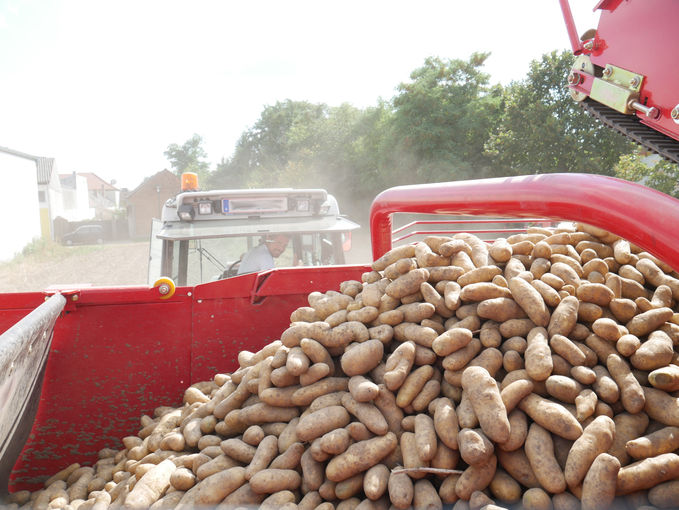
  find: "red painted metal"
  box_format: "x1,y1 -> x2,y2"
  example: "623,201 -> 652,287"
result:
593,0 -> 679,140
563,0 -> 679,141
558,0 -> 585,54
369,173 -> 679,271
4,265 -> 368,490
7,171 -> 679,490
190,266 -> 369,382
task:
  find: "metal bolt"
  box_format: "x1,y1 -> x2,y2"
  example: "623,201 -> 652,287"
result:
603,66 -> 613,78
629,77 -> 640,88
645,107 -> 660,119
671,106 -> 679,120
158,283 -> 171,295
629,100 -> 660,120
72,294 -> 79,301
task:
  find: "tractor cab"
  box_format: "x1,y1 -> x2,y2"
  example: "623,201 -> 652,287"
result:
148,174 -> 360,286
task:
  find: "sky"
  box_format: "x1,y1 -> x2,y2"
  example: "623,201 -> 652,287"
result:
0,0 -> 600,190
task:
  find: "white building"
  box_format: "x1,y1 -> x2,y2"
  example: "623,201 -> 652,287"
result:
0,147 -> 44,261
0,146 -> 98,261
59,172 -> 95,221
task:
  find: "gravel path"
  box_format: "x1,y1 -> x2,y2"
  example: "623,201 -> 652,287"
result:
0,242 -> 150,292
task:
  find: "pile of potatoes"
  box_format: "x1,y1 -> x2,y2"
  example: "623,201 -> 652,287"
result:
7,222 -> 679,510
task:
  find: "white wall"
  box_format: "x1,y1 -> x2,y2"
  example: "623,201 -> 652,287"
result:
60,174 -> 95,221
0,152 -> 41,261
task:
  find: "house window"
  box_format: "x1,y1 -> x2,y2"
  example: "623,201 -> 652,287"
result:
38,191 -> 46,202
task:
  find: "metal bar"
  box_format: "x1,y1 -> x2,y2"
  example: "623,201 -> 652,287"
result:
558,0 -> 585,54
391,218 -> 551,235
369,173 -> 679,271
0,294 -> 66,496
392,228 -> 540,244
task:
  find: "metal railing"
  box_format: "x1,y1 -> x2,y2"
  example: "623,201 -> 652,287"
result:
0,294 -> 65,495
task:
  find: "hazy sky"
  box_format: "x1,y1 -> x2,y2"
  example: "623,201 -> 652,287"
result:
0,0 -> 599,190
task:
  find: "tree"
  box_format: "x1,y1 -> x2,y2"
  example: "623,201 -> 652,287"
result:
615,151 -> 679,198
388,53 -> 502,183
164,134 -> 211,181
485,50 -> 632,175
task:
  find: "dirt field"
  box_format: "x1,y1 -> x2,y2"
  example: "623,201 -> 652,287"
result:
0,241 -> 150,292
0,230 -> 374,293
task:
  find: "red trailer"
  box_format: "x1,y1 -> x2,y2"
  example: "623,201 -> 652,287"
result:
2,173 -> 678,497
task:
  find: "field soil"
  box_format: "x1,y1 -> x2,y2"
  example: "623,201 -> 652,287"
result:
0,231 -> 374,293
0,241 -> 150,292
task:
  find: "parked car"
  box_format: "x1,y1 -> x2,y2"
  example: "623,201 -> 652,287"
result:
61,224 -> 104,245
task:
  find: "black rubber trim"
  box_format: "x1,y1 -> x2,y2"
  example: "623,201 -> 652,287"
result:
581,99 -> 679,165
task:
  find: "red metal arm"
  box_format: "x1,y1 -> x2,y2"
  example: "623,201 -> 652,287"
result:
369,173 -> 679,271
558,0 -> 585,54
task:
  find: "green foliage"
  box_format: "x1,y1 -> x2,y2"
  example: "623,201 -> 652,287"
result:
205,49 -> 655,214
485,50 -> 632,175
164,134 -> 211,181
389,53 -> 501,183
615,151 -> 679,198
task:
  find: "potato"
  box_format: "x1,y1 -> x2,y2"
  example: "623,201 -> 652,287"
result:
179,466 -> 245,507
648,480 -> 679,509
458,428 -> 494,466
519,394 -> 583,440
488,469 -> 522,503
432,397 -> 460,450
292,377 -> 349,406
432,328 -> 473,357
547,295 -> 579,337
545,375 -> 583,404
488,238 -> 513,263
401,431 -> 428,479
606,353 -> 645,414
396,365 -> 434,408
455,455 -> 497,501
477,297 -> 527,322
564,416 -> 615,489
524,327 -> 553,382
384,341 -> 416,391
326,433 -> 398,483
341,340 -> 384,376
617,453 -> 679,494
524,423 -> 566,494
626,426 -> 679,459
363,464 -> 390,501
522,487 -> 552,510
582,453 -> 620,510
627,307 -> 674,337
461,366 -> 510,444
644,386 -> 679,426
388,471 -> 414,509
508,277 -> 550,327
550,333 -> 587,367
499,379 -> 533,414
342,393 -> 389,436
245,435 -> 278,480
385,269 -> 430,299
413,479 -> 442,509
630,329 -> 674,370
575,389 -> 597,421
296,405 -> 351,442
249,469 -> 302,494
648,364 -> 679,391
